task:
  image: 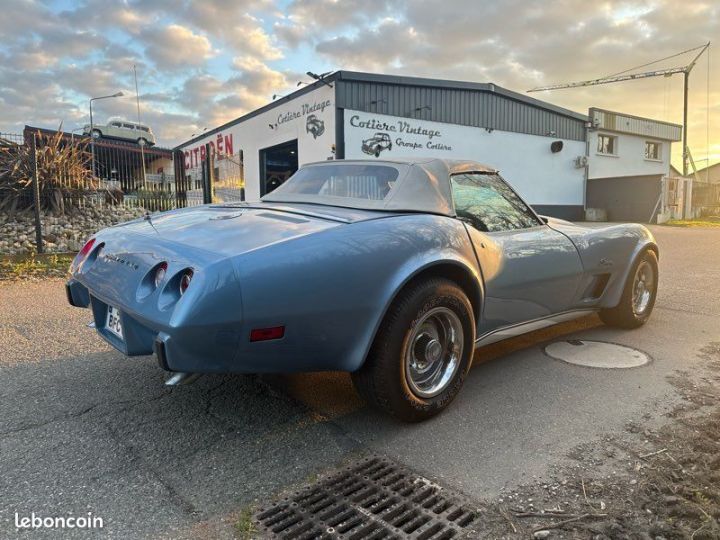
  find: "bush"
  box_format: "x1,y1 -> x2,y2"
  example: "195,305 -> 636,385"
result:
0,128 -> 97,214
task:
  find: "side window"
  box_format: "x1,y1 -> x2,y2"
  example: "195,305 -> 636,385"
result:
450,173 -> 540,232
644,141 -> 661,160
597,134 -> 617,155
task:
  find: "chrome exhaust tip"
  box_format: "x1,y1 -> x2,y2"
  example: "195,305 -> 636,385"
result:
164,372 -> 202,386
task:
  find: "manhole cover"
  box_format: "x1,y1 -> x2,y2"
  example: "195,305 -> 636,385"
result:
544,340 -> 651,368
253,455 -> 480,539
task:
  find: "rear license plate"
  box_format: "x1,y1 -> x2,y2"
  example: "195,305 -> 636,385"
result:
106,305 -> 124,340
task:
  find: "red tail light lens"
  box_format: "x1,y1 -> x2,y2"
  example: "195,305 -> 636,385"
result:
79,238 -> 96,259
154,262 -> 168,288
179,269 -> 193,295
250,326 -> 285,342
72,238 -> 96,271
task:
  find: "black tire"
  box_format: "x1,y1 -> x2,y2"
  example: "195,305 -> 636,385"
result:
599,249 -> 658,329
374,149 -> 380,157
351,278 -> 475,422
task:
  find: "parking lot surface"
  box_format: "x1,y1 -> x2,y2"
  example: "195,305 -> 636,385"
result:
1,225 -> 718,538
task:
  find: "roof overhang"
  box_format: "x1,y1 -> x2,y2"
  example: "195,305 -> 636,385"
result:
589,108 -> 682,141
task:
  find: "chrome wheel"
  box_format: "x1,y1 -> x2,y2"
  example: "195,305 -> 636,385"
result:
405,307 -> 464,398
632,260 -> 655,316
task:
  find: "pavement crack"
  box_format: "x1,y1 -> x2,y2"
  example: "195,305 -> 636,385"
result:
0,390 -> 172,438
105,422 -> 202,520
0,403 -> 100,437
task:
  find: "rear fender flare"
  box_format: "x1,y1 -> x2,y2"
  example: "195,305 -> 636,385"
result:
353,252 -> 483,372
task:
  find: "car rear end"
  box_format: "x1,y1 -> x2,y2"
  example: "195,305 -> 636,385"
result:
66,222 -> 244,372
65,204 -> 355,373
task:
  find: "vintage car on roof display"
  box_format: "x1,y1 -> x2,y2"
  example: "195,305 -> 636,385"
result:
66,158 -> 659,421
83,118 -> 156,146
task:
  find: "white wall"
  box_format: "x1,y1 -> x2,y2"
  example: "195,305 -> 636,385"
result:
343,110 -> 586,207
178,85 -> 335,201
587,130 -> 671,180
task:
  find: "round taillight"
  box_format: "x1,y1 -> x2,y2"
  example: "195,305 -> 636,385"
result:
154,262 -> 168,288
179,270 -> 193,296
79,238 -> 96,258
72,238 -> 96,271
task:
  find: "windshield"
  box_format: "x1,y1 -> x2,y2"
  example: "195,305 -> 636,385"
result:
266,164 -> 400,202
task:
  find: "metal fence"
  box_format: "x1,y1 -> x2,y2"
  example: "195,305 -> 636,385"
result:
182,144 -> 245,206
1,130 -> 188,254
692,182 -> 720,216
0,131 -> 247,254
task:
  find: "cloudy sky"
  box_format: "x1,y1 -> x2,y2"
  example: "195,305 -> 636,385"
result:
1,0 -> 717,168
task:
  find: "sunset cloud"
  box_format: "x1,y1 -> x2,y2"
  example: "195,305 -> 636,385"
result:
0,0 -> 716,166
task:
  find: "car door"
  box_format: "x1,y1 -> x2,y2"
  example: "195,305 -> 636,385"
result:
450,172 -> 584,336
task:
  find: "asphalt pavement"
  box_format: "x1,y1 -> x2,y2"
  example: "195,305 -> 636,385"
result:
0,225 -> 717,539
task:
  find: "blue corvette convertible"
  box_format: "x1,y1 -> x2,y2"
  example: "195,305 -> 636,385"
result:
67,158 -> 658,421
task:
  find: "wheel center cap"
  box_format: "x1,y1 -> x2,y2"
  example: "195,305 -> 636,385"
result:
425,340 -> 442,363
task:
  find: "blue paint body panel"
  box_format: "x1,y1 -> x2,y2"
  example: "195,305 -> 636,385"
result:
67,161 -> 658,375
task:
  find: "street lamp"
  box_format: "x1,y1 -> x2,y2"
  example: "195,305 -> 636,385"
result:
89,92 -> 124,179
69,127 -> 84,144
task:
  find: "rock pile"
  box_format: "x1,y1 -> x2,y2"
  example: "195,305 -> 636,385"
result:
0,205 -> 146,254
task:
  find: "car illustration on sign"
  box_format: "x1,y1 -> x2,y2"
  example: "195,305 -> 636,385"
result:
362,132 -> 392,157
305,114 -> 325,139
66,158 -> 659,421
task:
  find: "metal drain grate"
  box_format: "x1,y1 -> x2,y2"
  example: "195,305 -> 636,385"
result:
253,455 -> 480,539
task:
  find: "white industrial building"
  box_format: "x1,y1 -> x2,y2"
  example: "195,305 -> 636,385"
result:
586,108 -> 682,222
177,71 -> 680,221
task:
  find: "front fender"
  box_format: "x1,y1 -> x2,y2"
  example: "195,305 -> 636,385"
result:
600,228 -> 658,308
548,221 -> 658,310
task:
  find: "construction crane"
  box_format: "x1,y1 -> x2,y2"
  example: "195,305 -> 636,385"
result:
528,43 -> 710,176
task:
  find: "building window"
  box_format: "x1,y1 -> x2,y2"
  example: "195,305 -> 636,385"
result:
597,134 -> 617,155
645,141 -> 661,160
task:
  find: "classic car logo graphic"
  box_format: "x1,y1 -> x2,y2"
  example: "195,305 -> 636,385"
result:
305,114 -> 325,139
100,253 -> 139,270
361,132 -> 393,157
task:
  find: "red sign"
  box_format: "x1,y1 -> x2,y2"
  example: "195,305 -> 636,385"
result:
184,133 -> 234,169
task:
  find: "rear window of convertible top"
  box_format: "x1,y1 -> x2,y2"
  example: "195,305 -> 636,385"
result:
280,164 -> 400,201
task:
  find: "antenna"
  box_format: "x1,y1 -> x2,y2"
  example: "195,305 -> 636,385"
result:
306,71 -> 334,88
528,43 -> 710,176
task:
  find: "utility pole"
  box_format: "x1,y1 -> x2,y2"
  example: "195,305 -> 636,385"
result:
683,71 -> 690,176
134,65 -> 147,186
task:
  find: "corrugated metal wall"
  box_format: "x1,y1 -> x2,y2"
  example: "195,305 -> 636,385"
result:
336,80 -> 586,141
590,108 -> 682,141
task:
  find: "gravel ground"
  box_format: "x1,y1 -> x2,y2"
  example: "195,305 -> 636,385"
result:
454,343 -> 720,539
